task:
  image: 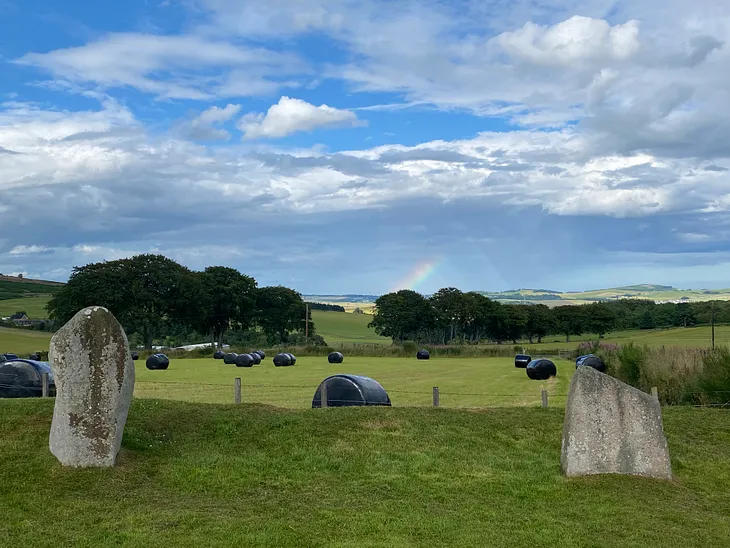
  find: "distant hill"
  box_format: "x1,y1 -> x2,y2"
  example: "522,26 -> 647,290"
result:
0,275 -> 64,301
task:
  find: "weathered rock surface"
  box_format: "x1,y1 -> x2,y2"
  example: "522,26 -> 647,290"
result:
561,366 -> 672,480
49,306 -> 135,467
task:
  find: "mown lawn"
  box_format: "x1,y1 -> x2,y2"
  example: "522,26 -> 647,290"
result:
0,400 -> 728,547
133,356 -> 574,408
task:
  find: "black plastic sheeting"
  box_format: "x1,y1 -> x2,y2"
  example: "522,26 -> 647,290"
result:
328,351 -> 344,364
515,354 -> 531,368
0,359 -> 56,398
146,353 -> 170,370
0,354 -> 19,363
273,353 -> 292,367
312,374 -> 392,408
526,359 -> 557,380
416,349 -> 430,360
213,350 -> 225,360
235,354 -> 254,368
576,354 -> 606,373
223,353 -> 238,364
131,351 -> 139,361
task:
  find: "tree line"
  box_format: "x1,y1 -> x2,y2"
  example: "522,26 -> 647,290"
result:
368,288 -> 720,344
46,254 -> 320,349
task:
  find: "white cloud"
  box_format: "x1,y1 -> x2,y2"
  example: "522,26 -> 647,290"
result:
239,96 -> 365,139
8,245 -> 51,255
16,33 -> 306,100
178,104 -> 241,140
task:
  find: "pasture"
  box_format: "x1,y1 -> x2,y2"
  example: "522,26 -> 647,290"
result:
0,327 -> 51,355
0,296 -> 52,319
1,399 -> 729,547
311,309 -> 389,345
134,356 -> 573,408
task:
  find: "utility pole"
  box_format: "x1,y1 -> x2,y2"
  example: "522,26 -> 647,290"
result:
710,301 -> 715,350
305,303 -> 309,339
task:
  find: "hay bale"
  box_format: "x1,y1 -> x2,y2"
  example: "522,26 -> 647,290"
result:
416,349 -> 430,360
312,374 -> 391,407
235,354 -> 254,368
131,351 -> 139,361
250,352 -> 262,365
255,350 -> 266,359
0,353 -> 19,363
273,353 -> 291,367
287,353 -> 297,365
213,350 -> 225,360
575,354 -> 606,373
0,359 -> 56,398
328,351 -> 344,364
514,354 -> 531,368
146,353 -> 169,370
28,352 -> 42,361
223,353 -> 238,365
526,358 -> 556,380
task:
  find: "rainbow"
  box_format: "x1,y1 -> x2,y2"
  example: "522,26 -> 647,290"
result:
390,258 -> 441,293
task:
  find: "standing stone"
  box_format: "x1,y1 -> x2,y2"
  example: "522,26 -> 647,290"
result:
561,366 -> 672,480
49,306 -> 135,467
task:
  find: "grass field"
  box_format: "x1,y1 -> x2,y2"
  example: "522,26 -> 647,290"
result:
311,310 -> 389,345
1,399 -> 728,547
0,327 -> 51,355
0,296 -> 52,319
134,357 -> 573,408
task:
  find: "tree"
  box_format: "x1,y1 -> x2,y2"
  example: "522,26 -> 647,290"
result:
553,305 -> 585,342
255,286 -> 309,344
368,290 -> 434,343
674,303 -> 697,327
524,304 -> 554,343
504,304 -> 530,344
430,287 -> 467,343
46,254 -> 207,348
199,266 -> 257,349
585,303 -> 617,338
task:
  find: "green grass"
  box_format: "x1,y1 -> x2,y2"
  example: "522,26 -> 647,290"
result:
0,327 -> 51,355
312,310 -> 390,345
134,357 -> 573,408
0,278 -> 62,300
0,296 -> 52,319
0,399 -> 728,547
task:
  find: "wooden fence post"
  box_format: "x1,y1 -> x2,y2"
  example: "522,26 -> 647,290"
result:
433,386 -> 440,407
41,373 -> 49,398
234,377 -> 241,404
541,389 -> 548,408
651,386 -> 658,402
321,381 -> 328,408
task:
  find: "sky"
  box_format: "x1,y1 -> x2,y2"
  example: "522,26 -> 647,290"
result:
2,0 -> 730,295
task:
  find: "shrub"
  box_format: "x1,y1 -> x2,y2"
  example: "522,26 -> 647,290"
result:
693,346 -> 730,406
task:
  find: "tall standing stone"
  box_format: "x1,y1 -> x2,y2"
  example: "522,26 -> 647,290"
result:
49,306 -> 135,467
561,366 -> 672,480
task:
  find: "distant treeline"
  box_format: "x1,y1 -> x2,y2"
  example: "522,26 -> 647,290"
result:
307,302 -> 346,312
368,287 -> 727,345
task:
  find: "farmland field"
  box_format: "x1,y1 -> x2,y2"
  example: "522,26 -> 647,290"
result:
0,297 -> 52,319
311,309 -> 388,345
0,327 -> 51,355
134,356 -> 573,408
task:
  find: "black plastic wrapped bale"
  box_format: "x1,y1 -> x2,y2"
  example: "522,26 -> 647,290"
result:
328,351 -> 344,364
576,354 -> 606,373
514,354 -> 531,368
526,358 -> 557,380
28,352 -> 41,361
0,359 -> 56,398
312,374 -> 392,408
223,353 -> 238,364
287,353 -> 297,365
250,352 -> 262,365
273,353 -> 292,367
235,354 -> 254,368
416,349 -> 430,360
0,353 -> 19,363
255,350 -> 266,359
146,353 -> 170,370
131,351 -> 139,361
213,350 -> 225,360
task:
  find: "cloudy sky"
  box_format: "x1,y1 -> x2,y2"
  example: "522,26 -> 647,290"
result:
2,0 -> 730,294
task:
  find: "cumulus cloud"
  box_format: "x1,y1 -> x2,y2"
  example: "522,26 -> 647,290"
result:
239,96 -> 365,139
178,104 -> 241,140
8,245 -> 51,255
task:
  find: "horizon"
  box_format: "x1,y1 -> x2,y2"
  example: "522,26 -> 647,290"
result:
3,1 -> 730,294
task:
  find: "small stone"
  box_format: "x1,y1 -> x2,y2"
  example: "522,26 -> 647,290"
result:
49,306 -> 135,467
561,366 -> 672,480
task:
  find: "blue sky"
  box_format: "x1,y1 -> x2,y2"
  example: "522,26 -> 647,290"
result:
2,0 -> 730,294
